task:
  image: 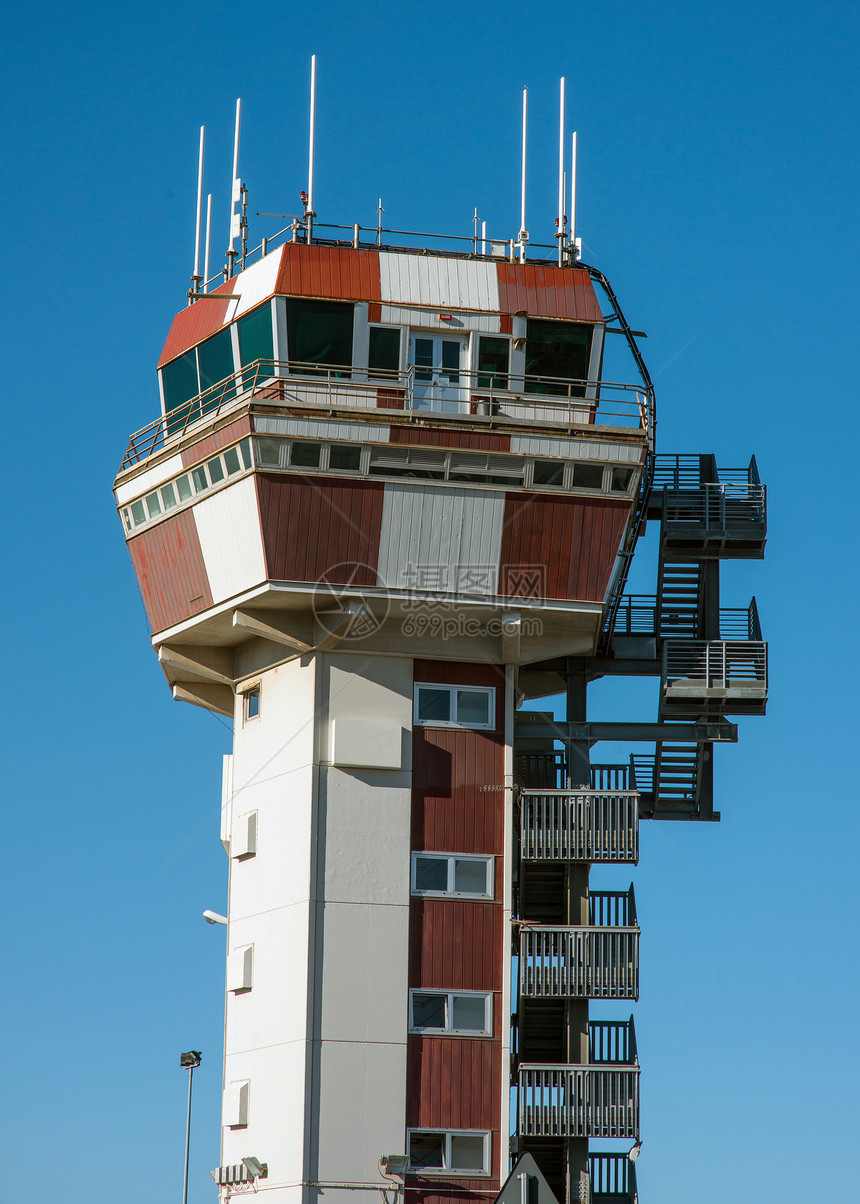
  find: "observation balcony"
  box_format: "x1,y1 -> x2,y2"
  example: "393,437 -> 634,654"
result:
661,636 -> 768,717
120,359 -> 650,473
518,1020 -> 639,1138
649,453 -> 766,558
613,595 -> 762,644
519,889 -> 639,1000
520,788 -> 639,863
589,1153 -> 638,1204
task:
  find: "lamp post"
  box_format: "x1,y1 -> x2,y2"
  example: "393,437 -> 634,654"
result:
180,1050 -> 202,1204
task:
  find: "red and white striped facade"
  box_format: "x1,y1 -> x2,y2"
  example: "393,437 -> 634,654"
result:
115,240 -> 649,1203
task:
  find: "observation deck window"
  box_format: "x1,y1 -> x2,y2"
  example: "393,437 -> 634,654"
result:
525,319 -> 591,396
237,303 -> 274,383
286,299 -> 354,374
409,990 -> 491,1035
368,325 -> 401,374
477,335 -> 510,389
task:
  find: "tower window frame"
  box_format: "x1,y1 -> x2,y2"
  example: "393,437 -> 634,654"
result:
413,683 -> 495,730
407,1129 -> 490,1175
409,989 -> 492,1036
411,852 -> 494,899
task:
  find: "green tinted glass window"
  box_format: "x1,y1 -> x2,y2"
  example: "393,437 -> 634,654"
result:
369,327 -> 401,375
525,319 -> 592,396
237,304 -> 274,380
533,459 -> 564,486
197,328 -> 236,408
161,352 -> 199,417
329,444 -> 361,471
477,336 -> 509,389
286,299 -> 354,372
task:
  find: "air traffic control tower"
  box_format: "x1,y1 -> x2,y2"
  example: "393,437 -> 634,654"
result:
114,108 -> 767,1204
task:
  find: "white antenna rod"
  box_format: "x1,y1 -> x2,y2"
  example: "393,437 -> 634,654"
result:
481,220 -> 487,256
519,86 -> 528,245
228,98 -> 242,257
203,193 -> 212,292
307,54 -> 317,239
557,78 -> 565,265
192,126 -> 205,292
570,131 -> 578,257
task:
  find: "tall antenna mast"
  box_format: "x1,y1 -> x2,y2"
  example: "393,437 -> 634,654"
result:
557,78 -> 566,265
307,55 -> 317,243
570,131 -> 579,260
203,193 -> 213,293
191,125 -> 205,298
227,98 -> 242,278
519,86 -> 528,257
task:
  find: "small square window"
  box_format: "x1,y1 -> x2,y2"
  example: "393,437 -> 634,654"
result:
412,993 -> 447,1029
416,687 -> 451,723
453,858 -> 489,895
455,689 -> 489,727
329,444 -> 362,471
409,990 -> 490,1035
409,1133 -> 445,1170
450,995 -> 487,1032
414,856 -> 448,893
224,446 -> 241,475
450,1135 -> 485,1172
532,459 -> 565,486
161,482 -> 177,510
572,463 -> 604,490
290,442 -> 322,469
207,456 -> 225,484
610,466 -> 634,492
131,499 -> 146,525
192,466 -> 208,491
177,474 -> 193,501
257,437 -> 282,467
243,687 -> 260,722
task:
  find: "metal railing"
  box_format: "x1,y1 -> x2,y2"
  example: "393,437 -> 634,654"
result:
589,1153 -> 638,1203
613,596 -> 763,640
663,639 -> 768,690
520,790 -> 639,862
663,482 -> 767,532
519,756 -> 632,793
121,358 -> 650,471
652,453 -> 759,488
518,1066 -> 639,1138
590,1018 -> 638,1066
519,928 -> 639,999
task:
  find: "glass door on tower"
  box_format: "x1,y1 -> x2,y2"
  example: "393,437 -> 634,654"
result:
409,334 -> 467,412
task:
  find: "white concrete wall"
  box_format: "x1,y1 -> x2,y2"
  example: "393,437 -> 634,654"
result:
220,652 -> 412,1203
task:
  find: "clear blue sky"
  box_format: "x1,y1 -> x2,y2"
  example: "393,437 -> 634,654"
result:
2,1 -> 857,1200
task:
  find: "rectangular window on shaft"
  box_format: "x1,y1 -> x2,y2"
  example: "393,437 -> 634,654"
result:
525,319 -> 592,396
286,299 -> 354,374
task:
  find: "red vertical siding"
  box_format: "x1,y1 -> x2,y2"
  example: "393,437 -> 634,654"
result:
391,428 -> 512,453
127,509 -> 213,633
180,415 -> 253,467
256,474 -> 384,584
496,263 -> 604,321
408,661 -> 506,1198
499,493 -> 631,601
157,277 -> 238,368
274,243 -> 382,302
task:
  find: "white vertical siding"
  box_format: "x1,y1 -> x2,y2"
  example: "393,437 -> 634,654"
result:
377,482 -> 504,593
379,252 -> 500,312
114,453 -> 185,504
510,435 -> 645,462
379,304 -> 501,333
193,476 -> 266,602
226,246 -> 284,321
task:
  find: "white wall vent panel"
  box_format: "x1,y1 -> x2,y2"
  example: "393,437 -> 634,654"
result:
331,719 -> 402,769
222,1079 -> 250,1128
227,945 -> 254,993
231,811 -> 257,860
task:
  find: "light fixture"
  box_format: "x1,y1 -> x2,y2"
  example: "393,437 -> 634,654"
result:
180,1051 -> 202,1204
380,1154 -> 409,1177
628,1140 -> 642,1163
180,1050 -> 202,1068
242,1156 -> 268,1179
203,910 -> 228,925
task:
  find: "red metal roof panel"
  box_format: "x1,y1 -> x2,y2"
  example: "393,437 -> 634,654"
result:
496,263 -> 603,322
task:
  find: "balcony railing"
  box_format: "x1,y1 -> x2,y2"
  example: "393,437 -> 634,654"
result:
518,1065 -> 639,1138
663,639 -> 768,698
520,927 -> 639,1001
120,359 -> 651,470
613,596 -> 763,641
519,757 -> 631,793
520,889 -> 639,1000
589,1153 -> 638,1203
520,790 -> 639,862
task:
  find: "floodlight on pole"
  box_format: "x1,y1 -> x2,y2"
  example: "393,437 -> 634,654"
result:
180,1051 -> 202,1204
203,910 -> 228,925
